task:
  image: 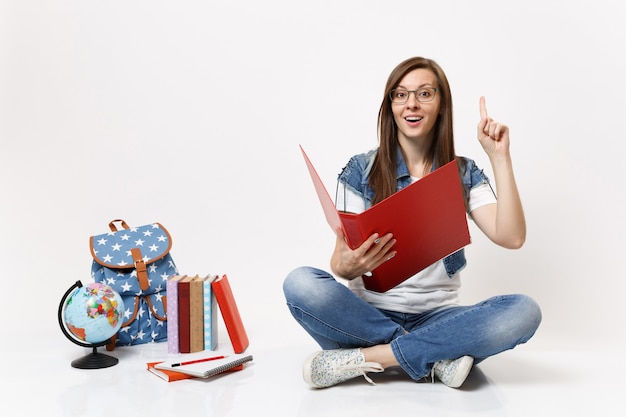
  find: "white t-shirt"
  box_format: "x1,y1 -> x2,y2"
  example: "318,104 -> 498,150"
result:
336,178 -> 496,314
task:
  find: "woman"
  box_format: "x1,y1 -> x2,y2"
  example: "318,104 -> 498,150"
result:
283,57 -> 541,389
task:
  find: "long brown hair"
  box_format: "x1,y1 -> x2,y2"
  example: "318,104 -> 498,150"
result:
370,57 -> 463,205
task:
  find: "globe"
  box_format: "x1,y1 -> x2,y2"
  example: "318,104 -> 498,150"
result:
58,280 -> 125,369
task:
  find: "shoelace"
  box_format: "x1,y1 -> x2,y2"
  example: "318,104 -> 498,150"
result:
430,360 -> 447,383
335,361 -> 384,385
430,360 -> 446,383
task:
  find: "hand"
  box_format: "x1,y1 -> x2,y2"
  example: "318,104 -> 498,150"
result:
330,228 -> 397,280
477,96 -> 510,158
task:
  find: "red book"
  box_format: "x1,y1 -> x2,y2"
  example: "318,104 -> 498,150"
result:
301,145 -> 471,293
177,275 -> 194,353
146,361 -> 197,382
211,275 -> 249,353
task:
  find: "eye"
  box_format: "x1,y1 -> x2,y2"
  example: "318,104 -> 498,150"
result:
418,88 -> 433,99
393,89 -> 407,100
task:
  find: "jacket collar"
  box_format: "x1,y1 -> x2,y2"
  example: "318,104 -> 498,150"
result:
395,146 -> 411,181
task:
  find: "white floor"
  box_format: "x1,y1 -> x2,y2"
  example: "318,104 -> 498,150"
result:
6,328 -> 624,417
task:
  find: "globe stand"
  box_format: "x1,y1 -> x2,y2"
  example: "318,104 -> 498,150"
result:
71,346 -> 119,369
58,280 -> 122,370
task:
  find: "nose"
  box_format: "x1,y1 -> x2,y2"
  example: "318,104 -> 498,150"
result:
406,91 -> 421,107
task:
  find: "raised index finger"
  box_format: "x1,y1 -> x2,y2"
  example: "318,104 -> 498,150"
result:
479,96 -> 488,120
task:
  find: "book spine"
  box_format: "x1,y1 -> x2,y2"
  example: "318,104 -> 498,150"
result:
178,277 -> 192,354
211,274 -> 249,353
166,275 -> 181,354
203,275 -> 218,350
189,275 -> 204,353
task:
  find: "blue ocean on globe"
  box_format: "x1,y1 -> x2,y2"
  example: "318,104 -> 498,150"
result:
62,282 -> 124,344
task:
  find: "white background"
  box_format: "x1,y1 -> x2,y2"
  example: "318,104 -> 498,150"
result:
1,0 -> 625,357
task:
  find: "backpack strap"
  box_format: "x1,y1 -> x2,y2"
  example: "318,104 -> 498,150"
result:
105,334 -> 117,351
131,247 -> 149,291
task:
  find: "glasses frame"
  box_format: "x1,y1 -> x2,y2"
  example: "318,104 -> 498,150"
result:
389,87 -> 438,104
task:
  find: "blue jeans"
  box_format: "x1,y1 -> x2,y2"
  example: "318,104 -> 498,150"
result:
283,266 -> 542,381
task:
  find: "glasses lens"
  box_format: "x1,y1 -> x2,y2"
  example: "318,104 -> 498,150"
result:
390,89 -> 408,103
417,88 -> 435,102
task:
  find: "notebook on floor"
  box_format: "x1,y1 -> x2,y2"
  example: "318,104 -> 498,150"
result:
155,351 -> 253,379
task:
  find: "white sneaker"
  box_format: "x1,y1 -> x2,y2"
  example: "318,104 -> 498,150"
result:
303,349 -> 384,388
432,356 -> 474,388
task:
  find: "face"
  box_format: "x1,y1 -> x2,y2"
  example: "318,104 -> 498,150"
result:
391,68 -> 440,144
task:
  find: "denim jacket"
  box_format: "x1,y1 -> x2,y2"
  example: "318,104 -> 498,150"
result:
336,147 -> 493,278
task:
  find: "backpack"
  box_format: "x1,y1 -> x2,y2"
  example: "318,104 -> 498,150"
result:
90,219 -> 178,349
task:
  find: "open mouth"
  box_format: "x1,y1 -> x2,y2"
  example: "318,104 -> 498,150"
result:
405,116 -> 423,122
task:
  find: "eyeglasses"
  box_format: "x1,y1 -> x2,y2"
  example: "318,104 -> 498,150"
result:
389,87 -> 438,104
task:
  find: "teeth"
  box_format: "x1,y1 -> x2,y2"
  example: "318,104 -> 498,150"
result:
405,117 -> 422,122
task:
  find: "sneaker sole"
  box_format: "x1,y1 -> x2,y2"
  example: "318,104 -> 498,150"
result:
302,351 -> 325,388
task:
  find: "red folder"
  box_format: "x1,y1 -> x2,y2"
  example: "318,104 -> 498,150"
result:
300,145 -> 471,292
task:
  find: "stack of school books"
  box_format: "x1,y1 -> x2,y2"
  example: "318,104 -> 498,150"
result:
166,273 -> 249,355
147,274 -> 251,382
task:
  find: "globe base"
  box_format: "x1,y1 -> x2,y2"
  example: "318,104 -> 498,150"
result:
71,346 -> 119,369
